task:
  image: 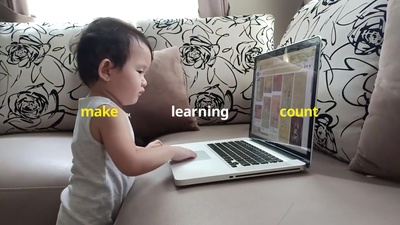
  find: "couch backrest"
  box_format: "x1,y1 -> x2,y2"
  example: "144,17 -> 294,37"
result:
0,22 -> 89,135
136,14 -> 275,125
0,14 -> 275,135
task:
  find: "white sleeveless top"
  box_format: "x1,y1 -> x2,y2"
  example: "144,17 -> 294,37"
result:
56,96 -> 135,225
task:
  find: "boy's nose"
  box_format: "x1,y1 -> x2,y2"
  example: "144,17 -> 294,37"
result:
142,78 -> 147,87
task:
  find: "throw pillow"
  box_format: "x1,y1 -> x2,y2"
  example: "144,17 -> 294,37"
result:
279,0 -> 387,162
136,14 -> 275,125
349,0 -> 400,181
123,46 -> 199,143
0,22 -> 89,135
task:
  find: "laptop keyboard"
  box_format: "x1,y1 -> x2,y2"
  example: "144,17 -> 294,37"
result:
207,140 -> 283,168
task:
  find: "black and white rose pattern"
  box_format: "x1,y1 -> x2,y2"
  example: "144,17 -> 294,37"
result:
233,41 -> 262,74
180,35 -> 219,70
0,22 -> 89,134
153,19 -> 189,35
189,84 -> 247,124
322,0 -> 340,6
347,3 -> 386,56
137,14 -> 274,124
5,35 -> 50,68
4,83 -> 65,131
280,0 -> 387,162
0,23 -> 15,35
211,14 -> 274,48
0,16 -> 273,133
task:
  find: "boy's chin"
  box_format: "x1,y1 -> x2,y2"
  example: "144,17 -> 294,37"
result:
127,96 -> 140,105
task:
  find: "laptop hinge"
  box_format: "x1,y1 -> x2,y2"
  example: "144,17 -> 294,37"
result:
251,138 -> 310,166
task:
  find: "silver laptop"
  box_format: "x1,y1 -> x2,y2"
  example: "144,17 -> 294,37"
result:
170,36 -> 322,186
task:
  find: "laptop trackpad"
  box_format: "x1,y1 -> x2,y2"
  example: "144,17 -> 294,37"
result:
193,150 -> 212,161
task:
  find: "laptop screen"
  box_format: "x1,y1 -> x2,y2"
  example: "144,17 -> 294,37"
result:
249,37 -> 321,164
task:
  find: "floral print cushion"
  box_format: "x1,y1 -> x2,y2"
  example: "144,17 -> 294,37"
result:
0,22 -> 89,134
279,0 -> 387,162
136,14 -> 275,125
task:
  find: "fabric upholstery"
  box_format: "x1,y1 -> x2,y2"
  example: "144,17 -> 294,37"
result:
279,0 -> 387,162
136,14 -> 275,125
0,22 -> 88,134
349,0 -> 400,181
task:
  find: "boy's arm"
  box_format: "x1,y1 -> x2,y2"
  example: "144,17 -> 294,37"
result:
91,105 -> 194,176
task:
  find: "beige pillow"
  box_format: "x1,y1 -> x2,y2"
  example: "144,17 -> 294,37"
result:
124,46 -> 199,144
349,0 -> 400,181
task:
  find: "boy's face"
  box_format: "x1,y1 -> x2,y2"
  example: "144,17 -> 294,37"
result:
107,42 -> 152,105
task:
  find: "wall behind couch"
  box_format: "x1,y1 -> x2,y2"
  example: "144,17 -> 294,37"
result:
229,0 -> 303,45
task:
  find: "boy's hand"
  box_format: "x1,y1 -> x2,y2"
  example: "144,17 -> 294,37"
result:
146,139 -> 163,148
171,147 -> 197,162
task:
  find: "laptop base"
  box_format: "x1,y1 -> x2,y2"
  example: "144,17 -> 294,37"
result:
170,138 -> 306,186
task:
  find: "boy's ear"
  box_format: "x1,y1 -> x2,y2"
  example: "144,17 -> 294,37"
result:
98,58 -> 113,82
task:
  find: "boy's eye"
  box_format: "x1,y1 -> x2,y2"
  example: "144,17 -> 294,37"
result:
137,70 -> 144,74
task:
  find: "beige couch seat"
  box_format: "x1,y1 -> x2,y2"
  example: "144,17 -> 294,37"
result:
2,124 -> 400,225
0,133 -> 72,186
115,124 -> 400,225
0,132 -> 72,225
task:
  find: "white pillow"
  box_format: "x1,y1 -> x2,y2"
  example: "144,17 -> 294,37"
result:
279,0 -> 387,162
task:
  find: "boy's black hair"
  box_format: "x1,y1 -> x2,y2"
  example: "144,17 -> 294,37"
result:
74,17 -> 153,87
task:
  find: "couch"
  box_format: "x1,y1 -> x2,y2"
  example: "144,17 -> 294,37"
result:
1,1 -> 400,225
